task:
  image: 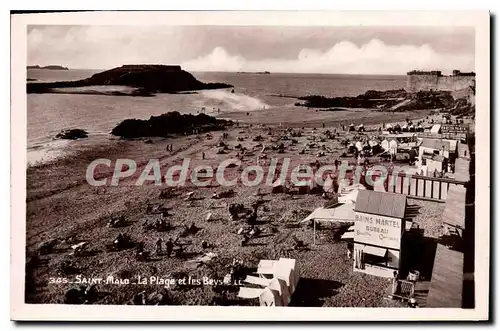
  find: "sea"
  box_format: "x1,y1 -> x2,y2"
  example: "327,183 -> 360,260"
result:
27,69 -> 407,166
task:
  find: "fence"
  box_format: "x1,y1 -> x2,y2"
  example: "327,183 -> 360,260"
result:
385,172 -> 467,202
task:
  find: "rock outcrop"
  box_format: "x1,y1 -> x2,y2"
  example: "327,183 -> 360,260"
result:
55,129 -> 88,140
27,65 -> 232,94
296,89 -> 408,109
111,111 -> 232,139
296,89 -> 463,112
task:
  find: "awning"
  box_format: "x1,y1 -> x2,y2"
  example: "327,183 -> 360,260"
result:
341,231 -> 354,240
238,287 -> 265,299
244,275 -> 271,287
363,245 -> 387,257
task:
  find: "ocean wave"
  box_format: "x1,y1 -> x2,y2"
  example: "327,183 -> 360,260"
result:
198,90 -> 270,112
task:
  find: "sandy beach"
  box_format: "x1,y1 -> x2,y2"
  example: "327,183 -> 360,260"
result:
26,107 -> 444,306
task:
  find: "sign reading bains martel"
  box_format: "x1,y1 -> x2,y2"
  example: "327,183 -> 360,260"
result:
354,212 -> 403,250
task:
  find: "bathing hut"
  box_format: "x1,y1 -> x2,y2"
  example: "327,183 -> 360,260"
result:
389,139 -> 398,155
353,190 -> 407,278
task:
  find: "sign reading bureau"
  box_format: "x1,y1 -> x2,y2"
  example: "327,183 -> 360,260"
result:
354,212 -> 403,249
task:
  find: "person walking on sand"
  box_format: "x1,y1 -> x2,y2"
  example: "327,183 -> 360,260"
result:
155,238 -> 163,255
166,238 -> 174,258
202,152 -> 205,160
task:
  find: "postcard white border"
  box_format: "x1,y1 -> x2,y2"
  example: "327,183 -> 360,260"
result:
11,10 -> 490,321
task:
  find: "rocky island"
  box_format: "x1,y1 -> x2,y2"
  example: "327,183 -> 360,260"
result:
27,65 -> 69,70
27,64 -> 233,95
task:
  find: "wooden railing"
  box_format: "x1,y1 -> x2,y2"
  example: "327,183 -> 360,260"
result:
385,173 -> 466,202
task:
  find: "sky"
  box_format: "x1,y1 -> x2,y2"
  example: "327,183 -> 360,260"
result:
27,25 -> 475,75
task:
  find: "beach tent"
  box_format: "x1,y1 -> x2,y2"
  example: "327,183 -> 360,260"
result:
389,139 -> 398,154
301,203 -> 356,245
235,258 -> 298,305
430,124 -> 441,134
268,278 -> 290,306
322,175 -> 338,194
237,287 -> 264,299
259,287 -> 283,306
355,141 -> 363,152
381,139 -> 390,152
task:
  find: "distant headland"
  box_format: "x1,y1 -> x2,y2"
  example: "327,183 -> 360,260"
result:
26,64 -> 233,95
237,71 -> 270,75
27,65 -> 69,70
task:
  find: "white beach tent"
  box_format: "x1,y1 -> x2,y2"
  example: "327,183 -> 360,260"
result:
300,198 -> 357,245
430,124 -> 441,134
381,139 -> 390,152
389,139 -> 398,154
238,258 -> 299,306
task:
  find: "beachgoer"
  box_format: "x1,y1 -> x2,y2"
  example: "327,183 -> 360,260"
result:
166,238 -> 174,257
155,238 -> 163,255
202,152 -> 205,160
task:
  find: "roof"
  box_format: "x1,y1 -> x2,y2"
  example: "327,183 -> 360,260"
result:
442,185 -> 466,229
420,138 -> 450,151
427,244 -> 464,308
301,203 -> 356,223
431,154 -> 445,162
354,190 -> 407,219
454,158 -> 470,182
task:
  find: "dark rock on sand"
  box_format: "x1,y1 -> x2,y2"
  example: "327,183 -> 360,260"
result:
27,65 -> 232,94
55,129 -> 89,140
111,111 -> 232,139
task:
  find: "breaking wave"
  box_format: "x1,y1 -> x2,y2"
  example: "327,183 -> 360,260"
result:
198,90 -> 270,112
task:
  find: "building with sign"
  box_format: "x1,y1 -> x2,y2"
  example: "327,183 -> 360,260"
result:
353,190 -> 407,278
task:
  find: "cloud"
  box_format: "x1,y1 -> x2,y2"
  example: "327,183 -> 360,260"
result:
27,26 -> 474,74
182,39 -> 474,75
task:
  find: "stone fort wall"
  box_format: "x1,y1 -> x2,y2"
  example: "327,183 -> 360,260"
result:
406,71 -> 475,92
